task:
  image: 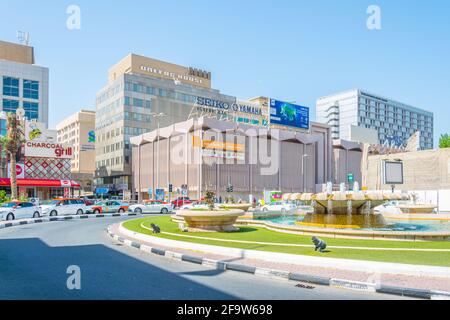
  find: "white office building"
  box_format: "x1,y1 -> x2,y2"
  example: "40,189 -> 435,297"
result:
316,89 -> 434,150
0,40 -> 49,128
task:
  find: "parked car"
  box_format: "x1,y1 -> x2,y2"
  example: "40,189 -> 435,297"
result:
40,198 -> 87,216
129,200 -> 174,214
88,200 -> 129,214
171,197 -> 192,208
260,201 -> 297,213
0,201 -> 42,221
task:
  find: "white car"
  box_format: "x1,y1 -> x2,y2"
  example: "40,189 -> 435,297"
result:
260,202 -> 297,213
129,201 -> 174,214
40,199 -> 87,216
0,201 -> 42,221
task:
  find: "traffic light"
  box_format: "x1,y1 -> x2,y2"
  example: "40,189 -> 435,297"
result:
168,184 -> 173,193
227,184 -> 233,193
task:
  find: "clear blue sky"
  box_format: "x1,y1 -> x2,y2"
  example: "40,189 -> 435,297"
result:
1,0 -> 449,146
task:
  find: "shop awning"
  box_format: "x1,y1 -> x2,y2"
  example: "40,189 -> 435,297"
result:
0,179 -> 81,188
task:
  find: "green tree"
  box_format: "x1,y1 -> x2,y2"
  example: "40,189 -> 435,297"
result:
204,190 -> 216,211
0,113 -> 25,200
439,134 -> 450,149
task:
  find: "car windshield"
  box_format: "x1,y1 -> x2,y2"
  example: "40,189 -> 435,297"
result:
1,202 -> 18,208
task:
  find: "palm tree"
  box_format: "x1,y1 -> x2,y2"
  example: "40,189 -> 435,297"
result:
0,113 -> 25,200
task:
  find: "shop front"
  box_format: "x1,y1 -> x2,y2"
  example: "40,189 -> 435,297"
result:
0,178 -> 81,199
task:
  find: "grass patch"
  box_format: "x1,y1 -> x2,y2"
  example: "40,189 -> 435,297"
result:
122,216 -> 450,267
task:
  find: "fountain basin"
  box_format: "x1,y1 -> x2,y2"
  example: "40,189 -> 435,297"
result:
176,209 -> 245,232
298,213 -> 388,229
218,203 -> 252,212
397,204 -> 437,214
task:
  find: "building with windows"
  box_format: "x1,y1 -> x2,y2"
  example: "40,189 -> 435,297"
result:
0,40 -> 49,127
316,89 -> 434,150
95,54 -> 263,196
130,117 -> 332,201
57,110 -> 96,193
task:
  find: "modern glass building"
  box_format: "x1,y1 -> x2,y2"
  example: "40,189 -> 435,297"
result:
316,89 -> 434,150
94,54 -> 246,195
0,40 -> 49,126
0,40 -> 49,179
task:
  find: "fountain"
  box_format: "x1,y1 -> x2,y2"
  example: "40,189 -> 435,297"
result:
297,181 -> 389,229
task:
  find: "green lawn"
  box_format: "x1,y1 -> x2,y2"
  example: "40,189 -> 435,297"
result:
122,217 -> 450,267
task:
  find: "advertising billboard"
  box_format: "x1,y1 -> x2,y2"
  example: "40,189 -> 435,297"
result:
24,141 -> 73,159
7,163 -> 25,179
25,121 -> 57,142
269,99 -> 309,130
383,161 -> 404,185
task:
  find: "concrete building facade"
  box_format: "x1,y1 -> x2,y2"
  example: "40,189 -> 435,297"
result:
57,110 -> 96,193
316,89 -> 434,150
95,54 -> 265,196
0,40 -> 49,127
363,148 -> 450,191
130,117 -> 332,201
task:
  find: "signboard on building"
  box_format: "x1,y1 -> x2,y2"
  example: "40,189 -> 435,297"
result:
7,163 -> 25,179
25,121 -> 57,142
88,130 -> 96,143
269,99 -> 309,130
24,141 -> 73,159
193,97 -> 267,126
155,189 -> 165,201
382,161 -> 404,185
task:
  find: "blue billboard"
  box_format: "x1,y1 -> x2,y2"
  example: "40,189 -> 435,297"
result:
269,99 -> 309,130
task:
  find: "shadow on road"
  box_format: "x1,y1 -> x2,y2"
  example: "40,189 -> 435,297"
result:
0,238 -> 239,300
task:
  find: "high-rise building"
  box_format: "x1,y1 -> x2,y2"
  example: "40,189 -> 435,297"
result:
316,89 -> 434,150
95,54 -> 244,195
0,40 -> 49,128
56,110 -> 96,192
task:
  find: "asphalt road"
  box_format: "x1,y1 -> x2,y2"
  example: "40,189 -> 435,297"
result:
0,217 -> 410,300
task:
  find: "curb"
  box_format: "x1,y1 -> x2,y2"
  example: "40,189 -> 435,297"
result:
0,213 -> 140,231
107,225 -> 450,300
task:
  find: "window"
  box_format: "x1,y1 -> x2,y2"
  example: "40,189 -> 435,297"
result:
23,101 -> 39,120
3,99 -> 19,113
23,80 -> 39,99
3,77 -> 19,97
0,119 -> 7,137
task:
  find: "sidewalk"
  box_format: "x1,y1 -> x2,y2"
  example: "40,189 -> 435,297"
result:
110,223 -> 450,293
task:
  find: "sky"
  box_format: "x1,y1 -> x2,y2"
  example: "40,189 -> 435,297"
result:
0,0 -> 449,146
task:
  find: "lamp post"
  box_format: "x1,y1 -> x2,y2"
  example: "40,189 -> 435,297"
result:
302,153 -> 309,193
150,112 -> 166,197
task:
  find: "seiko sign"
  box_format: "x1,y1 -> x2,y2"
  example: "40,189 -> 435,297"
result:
196,97 -> 262,116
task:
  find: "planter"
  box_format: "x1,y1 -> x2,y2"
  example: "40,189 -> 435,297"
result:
176,209 -> 245,232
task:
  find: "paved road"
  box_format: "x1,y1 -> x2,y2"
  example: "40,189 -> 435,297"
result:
0,217 -> 409,300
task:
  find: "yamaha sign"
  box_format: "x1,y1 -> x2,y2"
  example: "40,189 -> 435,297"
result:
196,97 -> 262,116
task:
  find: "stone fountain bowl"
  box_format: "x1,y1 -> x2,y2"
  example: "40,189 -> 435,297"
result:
176,209 -> 245,232
218,203 -> 252,212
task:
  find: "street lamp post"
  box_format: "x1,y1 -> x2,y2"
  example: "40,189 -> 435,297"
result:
302,153 -> 309,193
150,112 -> 166,198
